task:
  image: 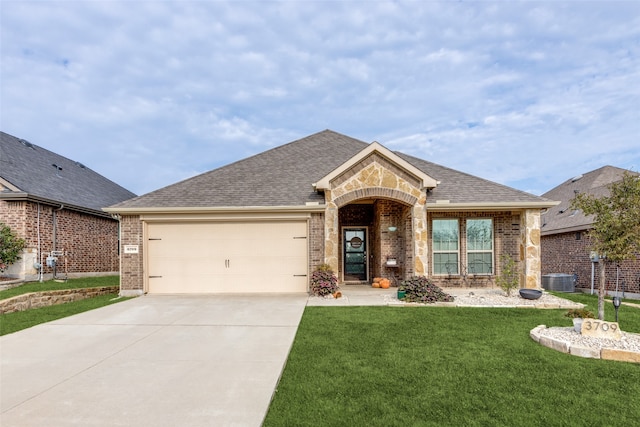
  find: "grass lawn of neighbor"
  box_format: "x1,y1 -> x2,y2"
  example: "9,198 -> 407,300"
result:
0,276 -> 128,336
264,292 -> 640,426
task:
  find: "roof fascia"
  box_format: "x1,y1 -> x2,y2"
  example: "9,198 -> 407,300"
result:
426,201 -> 560,211
541,224 -> 592,236
0,177 -> 21,192
103,204 -> 327,215
0,192 -> 111,218
315,141 -> 438,190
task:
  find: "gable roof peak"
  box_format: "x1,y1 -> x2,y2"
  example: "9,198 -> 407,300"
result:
315,140 -> 439,191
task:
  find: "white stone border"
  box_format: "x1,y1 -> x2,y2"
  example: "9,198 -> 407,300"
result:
530,325 -> 640,364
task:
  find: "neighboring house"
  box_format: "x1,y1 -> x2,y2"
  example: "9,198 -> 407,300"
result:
105,130 -> 556,296
540,165 -> 640,298
0,131 -> 136,281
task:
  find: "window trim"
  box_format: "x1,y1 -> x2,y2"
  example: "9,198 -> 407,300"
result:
466,218 -> 494,276
432,218 -> 460,276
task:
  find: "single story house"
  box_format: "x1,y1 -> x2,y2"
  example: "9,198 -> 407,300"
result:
0,131 -> 136,281
105,130 -> 556,296
541,165 -> 640,298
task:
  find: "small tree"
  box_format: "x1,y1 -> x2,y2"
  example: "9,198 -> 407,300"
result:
496,254 -> 520,296
571,172 -> 640,320
0,222 -> 27,273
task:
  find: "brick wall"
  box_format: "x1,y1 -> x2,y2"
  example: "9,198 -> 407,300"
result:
119,215 -> 144,294
309,213 -> 325,273
0,200 -> 119,278
541,231 -> 640,294
426,211 -> 521,288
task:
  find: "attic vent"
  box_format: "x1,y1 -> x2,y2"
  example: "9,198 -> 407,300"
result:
75,161 -> 86,169
571,174 -> 583,182
19,139 -> 34,149
52,164 -> 63,171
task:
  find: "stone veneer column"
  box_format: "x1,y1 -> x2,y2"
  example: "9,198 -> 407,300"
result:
520,209 -> 541,289
324,190 -> 340,273
413,199 -> 428,276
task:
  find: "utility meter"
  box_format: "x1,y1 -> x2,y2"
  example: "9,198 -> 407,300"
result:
46,256 -> 57,268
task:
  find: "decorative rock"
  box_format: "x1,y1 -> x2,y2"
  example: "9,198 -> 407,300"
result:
569,345 -> 601,359
601,348 -> 640,364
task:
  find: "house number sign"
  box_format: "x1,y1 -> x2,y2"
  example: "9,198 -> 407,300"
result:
124,245 -> 139,254
581,319 -> 622,340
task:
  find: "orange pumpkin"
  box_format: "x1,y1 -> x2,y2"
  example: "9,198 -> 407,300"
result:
380,279 -> 390,289
373,277 -> 383,283
372,282 -> 380,288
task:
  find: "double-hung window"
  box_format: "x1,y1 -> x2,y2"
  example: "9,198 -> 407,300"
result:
433,219 -> 459,275
466,219 -> 493,274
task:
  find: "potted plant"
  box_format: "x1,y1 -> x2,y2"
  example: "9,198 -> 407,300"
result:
564,308 -> 595,332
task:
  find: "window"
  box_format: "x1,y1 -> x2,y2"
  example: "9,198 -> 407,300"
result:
466,219 -> 493,274
433,219 -> 459,274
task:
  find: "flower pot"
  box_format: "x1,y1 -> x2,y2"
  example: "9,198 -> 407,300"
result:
397,290 -> 406,300
573,318 -> 583,333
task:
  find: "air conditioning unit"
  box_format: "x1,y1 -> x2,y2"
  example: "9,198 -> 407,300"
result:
541,274 -> 575,292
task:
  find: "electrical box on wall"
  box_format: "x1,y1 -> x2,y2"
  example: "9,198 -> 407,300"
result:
590,251 -> 599,262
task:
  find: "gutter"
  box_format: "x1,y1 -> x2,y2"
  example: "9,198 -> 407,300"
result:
103,204 -> 328,215
0,192 -> 113,218
426,201 -> 560,211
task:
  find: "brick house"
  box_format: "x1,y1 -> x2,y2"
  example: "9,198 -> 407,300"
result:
0,131 -> 136,281
540,166 -> 640,298
105,130 -> 556,296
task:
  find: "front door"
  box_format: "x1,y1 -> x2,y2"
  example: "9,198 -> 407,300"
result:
343,228 -> 368,281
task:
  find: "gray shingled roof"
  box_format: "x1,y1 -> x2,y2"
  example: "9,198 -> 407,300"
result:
0,131 -> 136,215
540,165 -> 636,235
109,129 -> 551,210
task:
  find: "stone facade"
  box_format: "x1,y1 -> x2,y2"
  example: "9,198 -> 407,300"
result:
0,286 -> 119,314
0,200 -> 119,280
323,153 -> 427,280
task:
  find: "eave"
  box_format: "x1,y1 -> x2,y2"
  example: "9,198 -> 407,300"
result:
0,192 -> 112,218
103,204 -> 328,216
426,201 -> 560,211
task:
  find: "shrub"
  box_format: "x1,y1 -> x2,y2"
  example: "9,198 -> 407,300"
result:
0,222 -> 26,273
496,254 -> 520,296
400,276 -> 454,303
310,265 -> 339,297
564,308 -> 595,319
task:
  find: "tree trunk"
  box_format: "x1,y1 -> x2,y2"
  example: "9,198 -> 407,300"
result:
598,259 -> 606,320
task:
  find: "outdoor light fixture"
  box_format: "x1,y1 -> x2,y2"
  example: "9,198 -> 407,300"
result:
612,296 -> 622,322
388,226 -> 397,232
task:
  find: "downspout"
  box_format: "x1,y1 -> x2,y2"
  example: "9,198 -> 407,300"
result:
53,204 -> 64,278
38,203 -> 43,282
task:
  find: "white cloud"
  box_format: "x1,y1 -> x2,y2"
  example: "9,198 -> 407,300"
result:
1,0 -> 639,196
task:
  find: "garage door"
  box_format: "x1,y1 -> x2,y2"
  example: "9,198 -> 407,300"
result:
146,221 -> 308,293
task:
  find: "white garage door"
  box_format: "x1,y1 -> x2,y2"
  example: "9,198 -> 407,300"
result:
146,221 -> 308,293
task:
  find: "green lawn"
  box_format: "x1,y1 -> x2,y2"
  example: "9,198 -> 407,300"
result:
0,276 -> 126,336
0,275 -> 119,299
264,293 -> 640,427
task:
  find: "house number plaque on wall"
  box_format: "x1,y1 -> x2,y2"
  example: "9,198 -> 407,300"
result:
581,320 -> 622,340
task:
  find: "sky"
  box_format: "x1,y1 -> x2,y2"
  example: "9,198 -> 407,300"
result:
1,0 -> 639,197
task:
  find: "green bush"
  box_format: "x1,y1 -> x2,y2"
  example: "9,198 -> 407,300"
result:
400,276 -> 454,303
0,222 -> 26,272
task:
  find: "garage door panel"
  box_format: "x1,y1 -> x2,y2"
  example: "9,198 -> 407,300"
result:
147,221 -> 308,294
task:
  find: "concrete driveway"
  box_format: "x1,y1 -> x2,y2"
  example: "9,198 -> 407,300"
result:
1,294 -> 308,427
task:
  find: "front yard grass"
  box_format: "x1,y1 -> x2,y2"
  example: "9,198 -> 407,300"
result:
0,276 -> 126,336
265,294 -> 640,426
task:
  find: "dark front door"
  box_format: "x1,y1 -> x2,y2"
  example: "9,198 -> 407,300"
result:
344,228 -> 367,281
